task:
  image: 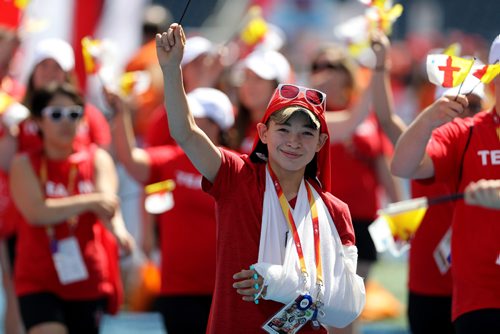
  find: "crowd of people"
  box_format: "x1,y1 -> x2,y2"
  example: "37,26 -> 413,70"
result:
0,1 -> 498,334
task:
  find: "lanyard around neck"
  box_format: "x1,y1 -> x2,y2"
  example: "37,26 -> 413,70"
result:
267,164 -> 323,287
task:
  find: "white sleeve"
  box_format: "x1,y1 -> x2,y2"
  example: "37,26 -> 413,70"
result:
318,245 -> 366,328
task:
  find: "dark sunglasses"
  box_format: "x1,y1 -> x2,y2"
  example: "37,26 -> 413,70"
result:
277,84 -> 326,106
311,62 -> 345,72
42,105 -> 84,122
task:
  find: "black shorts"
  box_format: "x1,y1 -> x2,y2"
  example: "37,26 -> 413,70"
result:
152,295 -> 212,334
454,308 -> 500,334
353,220 -> 377,262
18,292 -> 107,334
408,291 -> 454,334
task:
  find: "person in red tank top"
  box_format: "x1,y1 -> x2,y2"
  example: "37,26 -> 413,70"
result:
9,83 -> 133,334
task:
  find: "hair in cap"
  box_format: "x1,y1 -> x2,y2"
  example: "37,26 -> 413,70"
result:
249,85 -> 331,191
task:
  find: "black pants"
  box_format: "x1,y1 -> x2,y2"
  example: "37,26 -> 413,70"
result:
152,295 -> 212,334
408,292 -> 454,334
19,292 -> 107,334
454,308 -> 500,334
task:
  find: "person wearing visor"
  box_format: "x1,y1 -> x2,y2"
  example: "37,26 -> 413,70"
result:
230,48 -> 292,153
107,86 -> 234,333
17,38 -> 111,154
155,23 -> 365,333
9,82 -> 133,334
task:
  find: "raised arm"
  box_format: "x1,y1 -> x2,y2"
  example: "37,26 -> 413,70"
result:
370,31 -> 407,146
156,23 -> 221,182
105,89 -> 151,184
391,95 -> 468,179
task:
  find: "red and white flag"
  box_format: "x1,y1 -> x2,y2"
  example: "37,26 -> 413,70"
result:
471,63 -> 500,84
426,54 -> 474,88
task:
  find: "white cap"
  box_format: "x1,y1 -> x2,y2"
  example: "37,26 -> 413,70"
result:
240,49 -> 291,83
33,38 -> 75,72
181,36 -> 212,66
187,87 -> 234,130
489,34 -> 500,64
435,58 -> 486,100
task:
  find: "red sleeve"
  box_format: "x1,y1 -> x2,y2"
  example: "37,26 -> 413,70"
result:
426,118 -> 472,190
83,104 -> 111,147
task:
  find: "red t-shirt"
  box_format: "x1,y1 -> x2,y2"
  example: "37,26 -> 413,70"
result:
329,114 -> 393,220
14,146 -> 116,301
0,169 -> 18,238
146,146 -> 215,295
143,105 -> 176,148
408,179 -> 453,296
201,148 -> 354,333
17,103 -> 111,153
427,110 -> 500,320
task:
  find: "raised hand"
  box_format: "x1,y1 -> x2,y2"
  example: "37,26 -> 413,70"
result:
370,30 -> 390,69
155,23 -> 186,69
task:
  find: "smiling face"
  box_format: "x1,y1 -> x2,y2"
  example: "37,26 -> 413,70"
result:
257,109 -> 328,175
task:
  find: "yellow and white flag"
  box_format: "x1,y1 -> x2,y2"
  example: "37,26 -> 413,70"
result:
426,55 -> 474,88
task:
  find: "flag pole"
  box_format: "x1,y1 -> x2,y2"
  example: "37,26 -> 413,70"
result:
427,193 -> 464,206
454,57 -> 476,100
178,0 -> 192,25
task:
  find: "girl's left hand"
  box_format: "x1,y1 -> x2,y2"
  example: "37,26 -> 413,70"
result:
232,268 -> 264,302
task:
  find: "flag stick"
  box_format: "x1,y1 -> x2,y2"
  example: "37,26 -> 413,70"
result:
427,192 -> 464,206
178,0 -> 192,25
454,57 -> 476,100
465,81 -> 482,96
382,193 -> 464,215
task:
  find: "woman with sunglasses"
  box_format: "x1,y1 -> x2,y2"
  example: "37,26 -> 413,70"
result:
8,82 -> 134,334
15,37 -> 111,155
155,23 -> 365,333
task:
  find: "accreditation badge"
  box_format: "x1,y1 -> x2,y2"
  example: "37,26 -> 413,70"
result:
52,237 -> 89,285
262,294 -> 318,333
433,227 -> 452,275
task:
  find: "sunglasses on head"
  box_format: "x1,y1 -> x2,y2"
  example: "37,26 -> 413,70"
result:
311,62 -> 345,72
42,105 -> 84,122
277,84 -> 325,106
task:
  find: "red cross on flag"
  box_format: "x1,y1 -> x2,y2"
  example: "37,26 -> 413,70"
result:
471,63 -> 500,84
426,54 -> 475,88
